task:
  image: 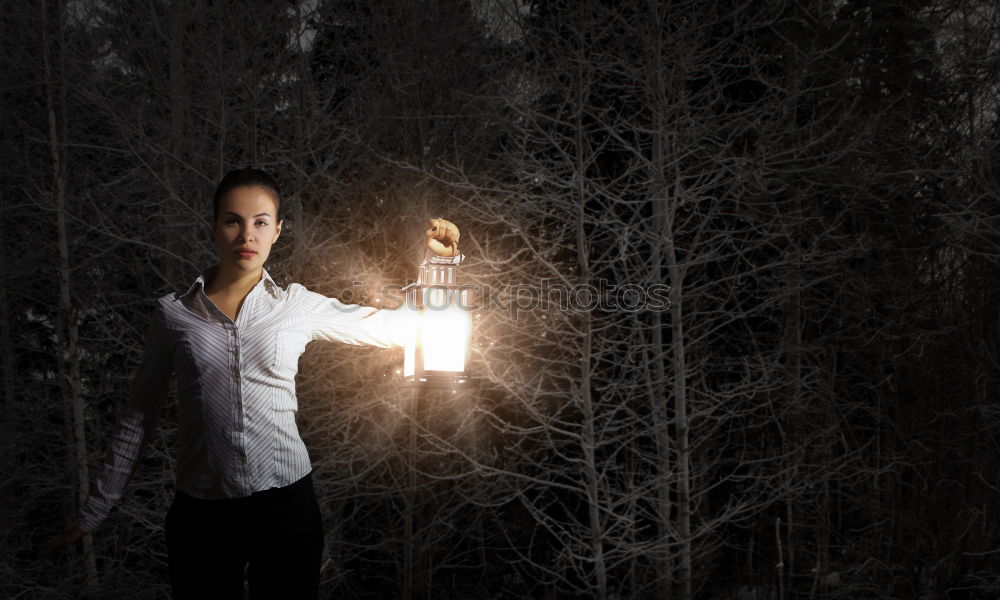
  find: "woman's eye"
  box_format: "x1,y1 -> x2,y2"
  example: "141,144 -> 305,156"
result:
256,220 -> 268,226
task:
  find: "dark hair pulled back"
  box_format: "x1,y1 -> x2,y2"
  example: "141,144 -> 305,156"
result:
213,168 -> 282,222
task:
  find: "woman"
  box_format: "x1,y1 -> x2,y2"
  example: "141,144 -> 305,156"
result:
38,168 -> 462,599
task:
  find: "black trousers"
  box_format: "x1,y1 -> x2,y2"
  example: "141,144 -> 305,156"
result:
165,470 -> 324,600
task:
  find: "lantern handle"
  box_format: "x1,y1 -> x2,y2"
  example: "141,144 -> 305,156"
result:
424,243 -> 463,265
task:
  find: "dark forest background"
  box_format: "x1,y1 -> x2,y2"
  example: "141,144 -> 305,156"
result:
2,0 -> 999,599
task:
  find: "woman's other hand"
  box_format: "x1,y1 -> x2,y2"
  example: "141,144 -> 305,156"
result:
38,526 -> 87,558
425,218 -> 460,257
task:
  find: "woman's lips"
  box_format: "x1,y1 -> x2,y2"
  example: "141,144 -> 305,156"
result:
236,250 -> 257,258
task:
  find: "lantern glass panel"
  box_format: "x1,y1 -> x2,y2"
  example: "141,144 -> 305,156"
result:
419,306 -> 471,372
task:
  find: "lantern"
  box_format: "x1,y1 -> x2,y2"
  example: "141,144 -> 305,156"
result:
402,256 -> 472,388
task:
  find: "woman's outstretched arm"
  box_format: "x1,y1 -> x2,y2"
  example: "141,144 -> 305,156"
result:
298,218 -> 462,348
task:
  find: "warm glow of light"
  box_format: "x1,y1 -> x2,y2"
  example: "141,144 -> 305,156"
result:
419,307 -> 472,372
403,310 -> 417,377
400,267 -> 474,383
403,305 -> 472,377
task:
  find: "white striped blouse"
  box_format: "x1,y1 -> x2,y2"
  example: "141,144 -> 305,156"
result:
74,263 -> 424,534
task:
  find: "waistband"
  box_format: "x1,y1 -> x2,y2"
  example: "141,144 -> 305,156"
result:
174,469 -> 313,505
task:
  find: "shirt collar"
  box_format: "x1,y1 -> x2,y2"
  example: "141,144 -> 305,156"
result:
181,264 -> 280,300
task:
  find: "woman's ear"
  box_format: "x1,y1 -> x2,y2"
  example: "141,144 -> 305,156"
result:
275,219 -> 282,241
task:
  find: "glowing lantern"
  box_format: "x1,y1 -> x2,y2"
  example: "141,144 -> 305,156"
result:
402,257 -> 472,388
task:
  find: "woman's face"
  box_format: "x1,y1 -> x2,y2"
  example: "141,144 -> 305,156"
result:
213,185 -> 282,274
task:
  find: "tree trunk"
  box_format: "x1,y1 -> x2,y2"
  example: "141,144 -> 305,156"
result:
646,2 -> 674,595
574,27 -> 607,599
666,232 -> 691,600
41,0 -> 97,587
0,175 -> 11,537
165,0 -> 190,285
403,387 -> 420,600
0,196 -> 11,424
